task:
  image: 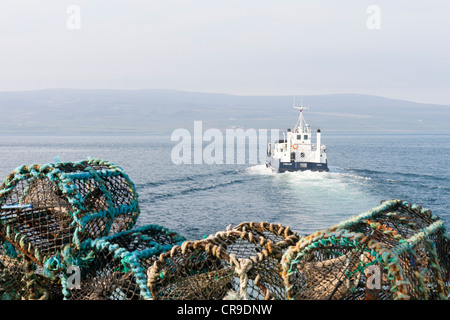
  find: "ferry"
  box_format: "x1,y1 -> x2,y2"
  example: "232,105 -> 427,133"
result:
266,103 -> 329,173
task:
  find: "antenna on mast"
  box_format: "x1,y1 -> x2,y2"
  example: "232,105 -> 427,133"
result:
292,96 -> 309,132
293,96 -> 308,112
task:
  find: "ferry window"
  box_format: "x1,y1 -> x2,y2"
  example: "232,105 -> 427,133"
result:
297,135 -> 301,140
304,135 -> 308,140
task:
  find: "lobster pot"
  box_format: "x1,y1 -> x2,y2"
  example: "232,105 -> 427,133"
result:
147,229 -> 287,300
61,224 -> 185,300
330,199 -> 450,288
0,159 -> 140,267
0,238 -> 62,300
282,200 -> 450,300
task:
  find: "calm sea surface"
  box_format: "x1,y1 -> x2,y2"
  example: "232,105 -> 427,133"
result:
0,133 -> 448,240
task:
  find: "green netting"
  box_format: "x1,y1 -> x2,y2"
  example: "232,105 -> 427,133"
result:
281,200 -> 450,300
0,237 -> 63,300
0,158 -> 140,267
59,224 -> 185,300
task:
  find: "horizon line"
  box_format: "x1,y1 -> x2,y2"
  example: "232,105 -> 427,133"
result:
0,87 -> 448,107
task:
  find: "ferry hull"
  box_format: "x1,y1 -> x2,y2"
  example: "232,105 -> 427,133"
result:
266,157 -> 329,173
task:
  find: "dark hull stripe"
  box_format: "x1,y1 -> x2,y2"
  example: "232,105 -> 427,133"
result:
265,157 -> 329,173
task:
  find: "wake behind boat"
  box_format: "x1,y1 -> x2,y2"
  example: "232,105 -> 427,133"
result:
266,102 -> 329,173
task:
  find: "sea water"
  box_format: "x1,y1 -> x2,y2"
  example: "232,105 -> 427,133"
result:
0,133 -> 448,240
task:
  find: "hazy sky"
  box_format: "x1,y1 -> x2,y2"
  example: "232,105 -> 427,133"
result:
0,0 -> 449,104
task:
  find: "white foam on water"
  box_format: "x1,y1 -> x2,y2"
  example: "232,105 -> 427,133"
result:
281,170 -> 373,204
245,164 -> 275,176
246,165 -> 376,205
245,165 -> 380,233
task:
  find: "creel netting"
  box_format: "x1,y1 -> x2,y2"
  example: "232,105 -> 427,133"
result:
281,200 -> 450,300
147,223 -> 300,300
0,158 -> 140,267
60,224 -> 185,300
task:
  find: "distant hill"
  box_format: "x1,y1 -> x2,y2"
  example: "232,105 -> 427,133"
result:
0,89 -> 448,134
